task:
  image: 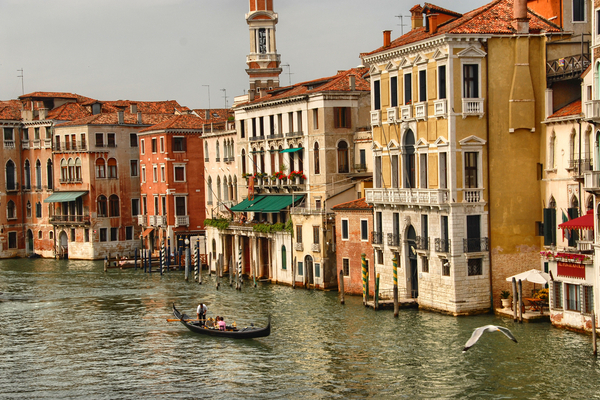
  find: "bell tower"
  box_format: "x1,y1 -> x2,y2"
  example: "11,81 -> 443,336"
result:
246,0 -> 281,100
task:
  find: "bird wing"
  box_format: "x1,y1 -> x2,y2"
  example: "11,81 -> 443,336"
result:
496,326 -> 518,343
463,326 -> 486,352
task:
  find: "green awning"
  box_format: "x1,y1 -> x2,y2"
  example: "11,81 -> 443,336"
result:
251,195 -> 305,213
43,191 -> 88,203
279,147 -> 303,153
230,195 -> 266,212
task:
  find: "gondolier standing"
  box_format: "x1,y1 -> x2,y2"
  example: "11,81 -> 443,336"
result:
197,303 -> 207,323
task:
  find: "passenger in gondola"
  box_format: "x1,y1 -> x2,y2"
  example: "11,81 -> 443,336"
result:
218,316 -> 226,331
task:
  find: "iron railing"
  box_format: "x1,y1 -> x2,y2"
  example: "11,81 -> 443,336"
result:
463,237 -> 489,253
435,238 -> 451,253
415,236 -> 429,250
387,233 -> 400,247
372,231 -> 384,245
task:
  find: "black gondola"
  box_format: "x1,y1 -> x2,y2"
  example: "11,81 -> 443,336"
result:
172,303 -> 271,339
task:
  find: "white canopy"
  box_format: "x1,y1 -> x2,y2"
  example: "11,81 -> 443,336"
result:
505,269 -> 550,285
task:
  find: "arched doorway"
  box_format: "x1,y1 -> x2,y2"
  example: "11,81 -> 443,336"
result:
59,231 -> 68,259
26,229 -> 33,255
406,225 -> 418,298
304,254 -> 314,286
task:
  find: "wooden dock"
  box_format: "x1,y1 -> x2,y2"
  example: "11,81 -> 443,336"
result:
494,306 -> 550,322
365,298 -> 418,310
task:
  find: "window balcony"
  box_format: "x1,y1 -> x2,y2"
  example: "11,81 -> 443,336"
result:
463,188 -> 484,203
387,233 -> 400,247
354,163 -> 367,172
462,98 -> 484,118
33,139 -> 41,149
44,139 -> 52,148
290,207 -> 329,216
584,171 -> 600,194
414,102 -> 427,121
370,110 -> 381,126
22,141 -> 30,149
400,105 -> 413,120
435,238 -> 451,253
568,157 -> 593,177
366,188 -> 450,206
434,99 -> 447,117
4,140 -> 15,149
311,243 -> 320,252
415,236 -> 429,251
371,231 -> 384,245
286,131 -> 303,138
148,215 -> 157,226
295,242 -> 304,251
175,215 -> 189,227
50,215 -> 90,226
267,133 -> 284,140
585,100 -> 600,121
137,214 -> 146,226
463,238 -> 489,253
387,107 -> 398,123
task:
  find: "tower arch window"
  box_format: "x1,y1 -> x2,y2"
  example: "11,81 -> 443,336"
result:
7,200 -> 16,219
60,159 -> 68,182
6,160 -> 16,190
97,195 -> 108,217
35,159 -> 42,190
24,159 -> 31,189
314,142 -> 320,174
337,140 -> 349,173
68,158 -> 75,181
109,194 -> 120,217
107,158 -> 117,179
96,158 -> 106,178
75,158 -> 82,181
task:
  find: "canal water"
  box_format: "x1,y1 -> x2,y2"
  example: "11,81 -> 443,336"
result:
1,258 -> 600,399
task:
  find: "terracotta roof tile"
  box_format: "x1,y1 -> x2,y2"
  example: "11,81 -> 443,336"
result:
332,197 -> 373,210
547,100 -> 581,119
0,100 -> 22,120
56,112 -> 174,128
422,3 -> 462,17
363,0 -> 561,56
139,114 -> 206,133
47,103 -> 92,121
192,108 -> 233,123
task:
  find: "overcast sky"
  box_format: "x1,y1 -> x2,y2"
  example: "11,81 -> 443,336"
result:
1,0 -> 486,109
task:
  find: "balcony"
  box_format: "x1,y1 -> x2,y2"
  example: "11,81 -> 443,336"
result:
568,157 -> 593,177
387,107 -> 398,123
290,207 -> 329,216
148,215 -> 157,226
22,141 -> 30,149
33,139 -> 41,149
44,139 -> 52,148
585,100 -> 600,121
435,238 -> 451,253
414,102 -> 427,121
387,233 -> 400,247
246,53 -> 281,63
463,188 -> 484,203
56,141 -> 88,152
463,237 -> 489,253
49,215 -> 90,226
434,99 -> 447,117
583,171 -> 600,194
366,188 -> 449,206
400,105 -> 413,120
415,236 -> 429,251
137,214 -> 146,226
354,163 -> 367,172
295,242 -> 304,251
266,133 -> 284,140
462,98 -> 484,118
155,215 -> 166,226
371,231 -> 384,245
286,131 -> 303,138
370,110 -> 381,126
175,215 -> 189,227
4,140 -> 15,149
311,243 -> 320,252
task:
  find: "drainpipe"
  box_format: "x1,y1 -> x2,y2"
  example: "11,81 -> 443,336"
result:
483,38 -> 494,312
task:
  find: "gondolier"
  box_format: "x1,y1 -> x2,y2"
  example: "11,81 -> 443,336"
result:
197,303 -> 207,323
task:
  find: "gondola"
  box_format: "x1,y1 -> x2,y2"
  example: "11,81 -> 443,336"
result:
172,303 -> 271,339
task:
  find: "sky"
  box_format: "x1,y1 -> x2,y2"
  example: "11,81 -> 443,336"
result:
1,0 -> 487,110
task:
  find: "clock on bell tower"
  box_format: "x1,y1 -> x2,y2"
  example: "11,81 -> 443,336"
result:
246,0 -> 282,100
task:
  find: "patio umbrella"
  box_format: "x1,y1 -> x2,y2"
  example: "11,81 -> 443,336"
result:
505,269 -> 550,285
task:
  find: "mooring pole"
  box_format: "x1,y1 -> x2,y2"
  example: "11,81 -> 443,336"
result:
361,253 -> 367,306
166,237 -> 171,269
393,255 -> 399,317
339,269 -> 345,305
518,279 -> 523,323
184,239 -> 190,281
197,238 -> 202,284
134,247 -> 138,270
238,248 -> 243,290
512,277 -> 518,321
104,255 -> 108,272
375,273 -> 380,310
593,313 -> 597,356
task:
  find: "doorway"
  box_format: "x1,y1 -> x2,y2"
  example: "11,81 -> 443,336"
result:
407,225 -> 418,298
59,231 -> 68,259
26,229 -> 33,255
304,254 -> 314,286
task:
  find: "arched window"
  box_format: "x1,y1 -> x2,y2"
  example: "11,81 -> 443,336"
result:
97,195 -> 107,217
205,142 -> 209,161
260,147 -> 265,173
6,160 -> 16,190
60,159 -> 68,182
96,158 -> 106,178
207,176 -> 213,205
68,158 -> 75,181
282,245 -> 287,270
270,146 -> 276,174
216,140 -> 220,161
35,159 -> 42,190
75,158 -> 82,181
337,140 -> 349,173
233,175 -> 238,202
7,200 -> 16,219
107,158 -> 117,179
217,176 -> 221,201
223,178 -> 229,201
46,159 -> 53,190
298,146 -> 304,172
403,131 -> 415,188
36,202 -> 42,218
288,146 -> 295,171
314,142 -> 320,174
241,149 -> 247,175
109,194 -> 120,217
230,141 -> 235,160
24,159 -> 31,189
278,145 -> 283,171
26,201 -> 31,218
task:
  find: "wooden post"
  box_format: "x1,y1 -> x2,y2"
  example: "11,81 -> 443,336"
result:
593,313 -> 597,356
134,247 -> 138,269
184,240 -> 190,281
361,253 -> 367,306
512,277 -> 517,321
166,237 -> 171,269
292,256 -> 296,289
393,255 -> 399,318
375,273 -> 380,310
149,250 -> 153,274
518,279 -> 523,323
104,255 -> 108,272
197,239 -> 202,285
339,269 -> 345,305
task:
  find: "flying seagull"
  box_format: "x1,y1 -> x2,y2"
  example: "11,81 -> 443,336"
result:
463,325 -> 518,352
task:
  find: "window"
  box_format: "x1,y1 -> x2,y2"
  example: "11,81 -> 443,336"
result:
341,219 -> 349,240
281,245 -> 287,270
24,160 -> 31,189
7,200 -> 16,219
337,141 -> 349,173
313,226 -> 319,245
142,197 -> 147,215
49,231 -> 53,240
107,133 -> 116,148
442,259 -> 450,276
96,158 -> 106,178
391,154 -> 399,188
421,256 -> 429,273
207,177 -> 213,205
438,65 -> 447,99
175,196 -> 186,216
75,158 -> 82,181
315,198 -> 322,210
84,229 -> 89,242
597,9 -> 600,34
375,155 -> 382,188
418,70 -> 427,102
140,139 -> 145,155
439,152 -> 447,189
313,109 -> 319,130
160,165 -> 165,182
404,73 -> 412,104
162,196 -> 166,216
4,127 -> 14,142
583,285 -> 594,314
141,166 -> 146,183
109,195 -> 120,217
26,201 -> 31,218
97,195 -> 107,217
566,283 -> 581,311
216,141 -> 220,161
298,261 -> 303,276
152,138 -> 157,153
154,196 -> 159,215
420,153 -> 428,188
130,133 -> 138,147
70,228 -> 75,242
99,228 -> 107,242
463,64 -> 479,98
334,107 -> 350,128
35,160 -> 42,190
132,198 -> 140,216
373,80 -> 381,110
467,258 -> 482,276
107,158 -> 117,179
38,230 -> 42,239
573,0 -> 585,21
8,232 -> 17,249
465,152 -> 478,188
130,160 -> 138,177
126,226 -> 133,241
95,133 -> 104,147
390,76 -> 398,107
296,225 -> 302,243
361,219 -> 368,241
110,227 -> 118,241
36,202 -> 42,218
314,142 -> 320,174
160,137 -> 164,153
46,159 -> 53,190
152,165 -> 158,182
173,136 -> 186,152
297,111 -> 302,133
315,263 -> 321,278
174,165 -> 185,181
343,258 -> 350,276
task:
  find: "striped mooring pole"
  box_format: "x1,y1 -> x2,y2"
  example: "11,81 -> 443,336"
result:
196,238 -> 202,284
160,242 -> 165,275
237,248 -> 242,290
361,253 -> 367,305
393,255 -> 399,317
193,242 -> 198,283
166,237 -> 171,268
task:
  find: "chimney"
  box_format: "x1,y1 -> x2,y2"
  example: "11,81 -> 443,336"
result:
118,110 -> 124,125
349,75 -> 356,91
410,5 -> 424,30
428,14 -> 439,33
383,30 -> 392,47
130,103 -> 137,114
137,111 -> 143,124
38,108 -> 48,120
205,110 -> 210,120
512,0 -> 529,34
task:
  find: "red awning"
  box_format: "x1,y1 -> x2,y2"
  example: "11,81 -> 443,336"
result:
141,227 -> 154,237
558,210 -> 594,230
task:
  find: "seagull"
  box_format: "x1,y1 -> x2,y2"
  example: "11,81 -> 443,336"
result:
462,325 -> 518,353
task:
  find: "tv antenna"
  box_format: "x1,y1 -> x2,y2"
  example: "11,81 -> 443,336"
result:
221,89 -> 228,108
202,85 -> 210,117
395,15 -> 410,36
17,68 -> 24,95
281,63 -> 293,86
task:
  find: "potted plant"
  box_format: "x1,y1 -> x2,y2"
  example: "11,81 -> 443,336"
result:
500,290 -> 511,308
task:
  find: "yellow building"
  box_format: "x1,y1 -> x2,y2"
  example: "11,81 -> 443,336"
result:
362,0 -> 561,314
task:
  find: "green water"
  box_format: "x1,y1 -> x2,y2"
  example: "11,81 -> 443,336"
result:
0,258 -> 599,399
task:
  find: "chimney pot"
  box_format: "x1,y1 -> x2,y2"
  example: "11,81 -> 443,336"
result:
130,103 -> 137,114
411,6 -> 424,30
428,14 -> 439,34
383,30 -> 392,47
512,0 -> 530,33
137,111 -> 142,124
205,110 -> 210,120
118,110 -> 124,125
349,75 -> 356,91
